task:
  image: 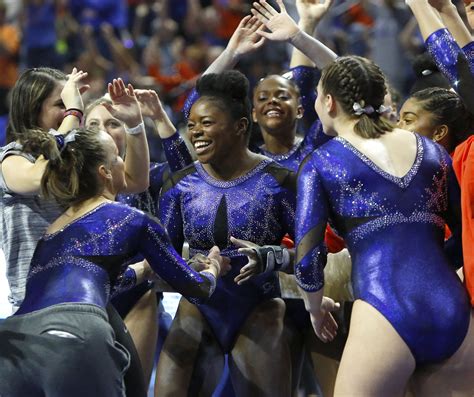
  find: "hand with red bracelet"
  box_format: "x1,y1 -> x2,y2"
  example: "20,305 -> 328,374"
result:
58,67 -> 89,132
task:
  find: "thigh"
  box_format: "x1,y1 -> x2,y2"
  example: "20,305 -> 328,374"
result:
154,298 -> 223,397
411,308 -> 474,396
230,298 -> 291,397
335,300 -> 415,397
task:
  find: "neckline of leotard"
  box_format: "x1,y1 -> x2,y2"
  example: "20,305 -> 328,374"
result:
195,158 -> 273,188
259,137 -> 303,161
333,133 -> 424,189
42,201 -> 114,240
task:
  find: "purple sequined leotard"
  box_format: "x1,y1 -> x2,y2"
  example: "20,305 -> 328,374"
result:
15,202 -> 216,316
159,159 -> 296,352
295,134 -> 470,364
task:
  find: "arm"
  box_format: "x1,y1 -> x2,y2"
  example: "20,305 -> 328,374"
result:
428,0 -> 472,47
135,89 -> 193,171
105,78 -> 150,193
252,0 -> 337,70
295,154 -> 338,342
290,0 -> 335,68
1,154 -> 47,195
182,15 -> 266,119
139,215 -> 224,301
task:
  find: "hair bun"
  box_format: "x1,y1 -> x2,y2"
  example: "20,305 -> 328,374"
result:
196,70 -> 249,102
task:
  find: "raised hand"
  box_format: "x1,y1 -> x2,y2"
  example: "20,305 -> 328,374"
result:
105,78 -> 143,127
227,15 -> 266,56
296,0 -> 335,25
251,0 -> 300,41
61,67 -> 89,111
134,89 -> 166,121
309,296 -> 340,342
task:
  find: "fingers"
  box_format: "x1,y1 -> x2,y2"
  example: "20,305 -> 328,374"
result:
230,236 -> 258,249
252,2 -> 272,21
234,264 -> 256,284
238,14 -> 252,28
260,0 -> 278,15
208,245 -> 221,257
237,247 -> 257,258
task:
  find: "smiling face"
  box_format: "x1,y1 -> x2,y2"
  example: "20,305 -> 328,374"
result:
187,98 -> 244,164
252,75 -> 303,135
398,97 -> 437,138
86,104 -> 126,158
38,81 -> 66,130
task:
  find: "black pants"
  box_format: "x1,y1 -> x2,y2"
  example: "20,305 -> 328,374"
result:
0,303 -> 131,396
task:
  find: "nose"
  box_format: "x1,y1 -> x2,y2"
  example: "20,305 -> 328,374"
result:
188,124 -> 203,139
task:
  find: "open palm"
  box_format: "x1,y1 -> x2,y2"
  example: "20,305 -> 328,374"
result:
251,0 -> 300,41
296,0 -> 335,22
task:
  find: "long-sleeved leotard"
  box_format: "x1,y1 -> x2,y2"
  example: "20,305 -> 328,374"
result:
425,28 -> 474,88
295,134 -> 470,364
15,202 -> 216,316
159,159 -> 296,352
183,66 -> 330,173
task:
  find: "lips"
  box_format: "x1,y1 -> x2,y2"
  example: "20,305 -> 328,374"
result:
193,140 -> 212,154
264,108 -> 283,118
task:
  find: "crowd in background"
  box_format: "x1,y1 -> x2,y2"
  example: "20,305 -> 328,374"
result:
0,0 -> 467,159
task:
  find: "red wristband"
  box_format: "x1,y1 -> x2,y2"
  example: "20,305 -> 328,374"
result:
63,108 -> 84,124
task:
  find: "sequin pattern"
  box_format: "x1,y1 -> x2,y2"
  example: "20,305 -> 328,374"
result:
17,203 -> 215,314
426,28 -> 464,87
295,134 -> 469,364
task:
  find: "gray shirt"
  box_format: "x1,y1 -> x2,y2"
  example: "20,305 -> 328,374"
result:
0,142 -> 62,307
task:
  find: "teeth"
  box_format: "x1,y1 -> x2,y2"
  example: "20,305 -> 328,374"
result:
194,141 -> 211,149
266,110 -> 281,117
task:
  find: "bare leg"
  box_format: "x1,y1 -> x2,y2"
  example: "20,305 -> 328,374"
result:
229,298 -> 291,397
335,300 -> 416,397
411,309 -> 474,396
154,298 -> 223,397
124,290 -> 158,385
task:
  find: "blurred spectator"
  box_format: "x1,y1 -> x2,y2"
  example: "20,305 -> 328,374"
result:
22,0 -> 59,68
0,0 -> 19,116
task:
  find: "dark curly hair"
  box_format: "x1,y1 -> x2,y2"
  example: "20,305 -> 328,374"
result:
195,70 -> 252,135
409,87 -> 472,151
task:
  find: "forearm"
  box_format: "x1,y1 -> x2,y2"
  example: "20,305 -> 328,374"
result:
407,1 -> 445,41
290,19 -> 318,68
203,48 -> 241,75
123,125 -> 150,193
289,29 -> 337,70
300,287 -> 324,313
437,3 -> 472,47
153,116 -> 176,139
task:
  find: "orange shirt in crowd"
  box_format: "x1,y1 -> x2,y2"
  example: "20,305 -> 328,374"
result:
0,24 -> 20,88
453,135 -> 474,306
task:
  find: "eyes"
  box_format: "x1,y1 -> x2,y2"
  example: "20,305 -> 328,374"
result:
256,93 -> 291,102
87,119 -> 122,129
187,119 -> 214,129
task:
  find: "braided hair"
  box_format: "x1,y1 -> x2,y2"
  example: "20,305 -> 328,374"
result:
320,56 -> 394,138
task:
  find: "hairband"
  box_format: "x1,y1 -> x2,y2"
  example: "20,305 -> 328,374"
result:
353,102 -> 391,116
49,129 -> 78,152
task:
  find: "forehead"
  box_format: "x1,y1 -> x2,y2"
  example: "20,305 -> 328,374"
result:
254,75 -> 297,94
400,97 -> 423,114
86,104 -> 115,121
45,81 -> 65,99
190,97 -> 227,117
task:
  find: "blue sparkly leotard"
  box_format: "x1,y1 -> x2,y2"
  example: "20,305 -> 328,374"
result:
159,159 -> 296,352
15,202 -> 216,316
425,28 -> 474,88
295,134 -> 470,364
183,66 -> 330,173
